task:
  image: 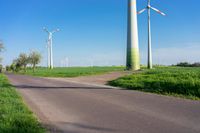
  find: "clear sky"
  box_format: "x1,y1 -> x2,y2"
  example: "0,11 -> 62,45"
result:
0,0 -> 200,67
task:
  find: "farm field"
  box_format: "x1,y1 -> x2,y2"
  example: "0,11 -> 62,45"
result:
0,74 -> 45,133
109,67 -> 200,100
20,66 -> 125,77
14,66 -> 200,100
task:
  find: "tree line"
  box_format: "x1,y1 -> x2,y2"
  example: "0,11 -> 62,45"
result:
0,42 -> 42,73
6,51 -> 42,73
175,62 -> 200,67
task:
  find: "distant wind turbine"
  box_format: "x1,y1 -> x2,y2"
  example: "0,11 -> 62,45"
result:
46,40 -> 50,68
43,27 -> 60,69
138,0 -> 166,69
65,57 -> 69,67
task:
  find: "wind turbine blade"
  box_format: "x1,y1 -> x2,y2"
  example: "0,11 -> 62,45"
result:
150,7 -> 166,16
137,8 -> 147,14
43,27 -> 50,33
52,29 -> 60,34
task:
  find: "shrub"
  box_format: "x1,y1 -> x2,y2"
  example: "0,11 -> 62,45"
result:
6,65 -> 11,71
0,64 -> 2,73
176,62 -> 191,67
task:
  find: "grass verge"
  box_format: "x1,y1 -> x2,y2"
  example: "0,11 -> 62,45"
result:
21,66 -> 125,77
0,74 -> 45,133
109,67 -> 200,100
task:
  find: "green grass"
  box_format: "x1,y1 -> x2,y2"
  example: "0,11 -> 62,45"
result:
21,66 -> 125,77
0,74 -> 45,133
109,67 -> 200,100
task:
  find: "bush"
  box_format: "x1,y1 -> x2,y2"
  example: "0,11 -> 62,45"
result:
0,65 -> 2,73
176,62 -> 191,67
10,63 -> 16,72
6,65 -> 11,71
9,63 -> 21,72
10,51 -> 42,73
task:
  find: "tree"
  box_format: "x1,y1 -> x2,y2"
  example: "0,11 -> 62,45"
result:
0,41 -> 4,63
0,42 -> 4,52
176,62 -> 200,67
17,53 -> 29,72
0,64 -> 2,73
11,59 -> 21,72
6,65 -> 11,71
29,51 -> 42,72
176,62 -> 191,67
192,62 -> 200,67
10,63 -> 16,72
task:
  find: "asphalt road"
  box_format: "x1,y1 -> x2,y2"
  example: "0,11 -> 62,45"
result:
6,73 -> 200,133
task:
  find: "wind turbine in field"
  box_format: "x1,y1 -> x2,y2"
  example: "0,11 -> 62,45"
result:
43,27 -> 60,69
126,0 -> 140,71
138,0 -> 166,69
46,40 -> 50,68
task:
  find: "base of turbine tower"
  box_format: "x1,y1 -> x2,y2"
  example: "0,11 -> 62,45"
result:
126,48 -> 140,71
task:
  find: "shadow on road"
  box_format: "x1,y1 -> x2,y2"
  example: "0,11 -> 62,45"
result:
13,85 -> 113,90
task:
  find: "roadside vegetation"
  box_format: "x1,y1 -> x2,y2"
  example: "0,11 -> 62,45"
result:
6,51 -> 41,73
109,66 -> 200,100
6,51 -> 124,78
19,66 -> 125,77
0,74 -> 45,133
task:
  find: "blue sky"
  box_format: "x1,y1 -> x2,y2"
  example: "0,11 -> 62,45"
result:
0,0 -> 200,66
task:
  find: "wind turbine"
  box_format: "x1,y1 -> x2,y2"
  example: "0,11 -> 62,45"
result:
138,0 -> 166,69
43,27 -> 60,69
126,0 -> 140,71
65,57 -> 69,67
45,40 -> 50,68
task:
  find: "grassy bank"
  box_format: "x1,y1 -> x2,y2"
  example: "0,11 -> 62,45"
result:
21,66 -> 125,77
109,67 -> 200,100
0,74 -> 45,133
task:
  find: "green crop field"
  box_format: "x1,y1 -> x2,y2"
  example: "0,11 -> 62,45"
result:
21,66 -> 125,77
109,67 -> 200,100
0,74 -> 45,133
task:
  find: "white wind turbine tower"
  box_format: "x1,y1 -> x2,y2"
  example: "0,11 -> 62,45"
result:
43,27 -> 60,69
126,0 -> 140,71
46,40 -> 50,68
138,0 -> 166,69
65,57 -> 69,67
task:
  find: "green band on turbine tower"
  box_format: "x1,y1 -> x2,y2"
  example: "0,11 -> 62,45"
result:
126,48 -> 140,70
126,0 -> 140,71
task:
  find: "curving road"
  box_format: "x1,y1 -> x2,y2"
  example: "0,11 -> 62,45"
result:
6,73 -> 200,133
